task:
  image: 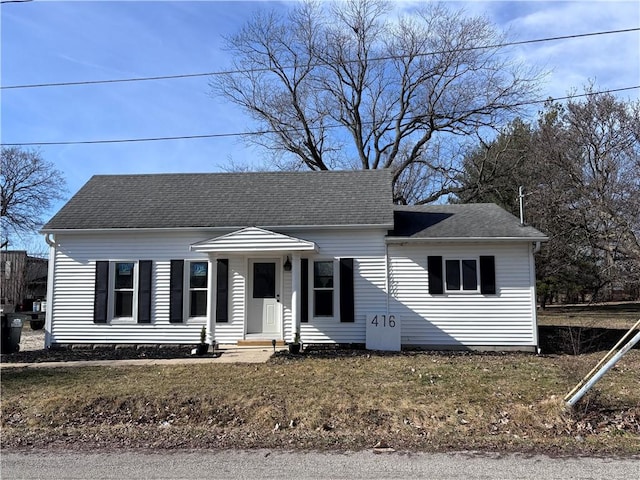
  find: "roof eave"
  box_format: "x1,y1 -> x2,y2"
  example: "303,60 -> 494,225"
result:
385,236 -> 549,244
41,223 -> 395,235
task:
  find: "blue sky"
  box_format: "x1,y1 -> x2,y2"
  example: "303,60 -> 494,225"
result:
1,0 -> 639,253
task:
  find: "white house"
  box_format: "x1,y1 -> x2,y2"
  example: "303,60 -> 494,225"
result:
41,170 -> 547,351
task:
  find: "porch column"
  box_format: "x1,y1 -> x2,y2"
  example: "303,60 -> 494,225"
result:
291,252 -> 301,343
207,254 -> 218,346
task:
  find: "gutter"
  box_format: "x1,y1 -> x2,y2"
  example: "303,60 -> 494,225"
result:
385,236 -> 549,244
40,223 -> 396,235
44,233 -> 57,247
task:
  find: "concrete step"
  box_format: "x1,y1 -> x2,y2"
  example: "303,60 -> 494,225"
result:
237,339 -> 286,348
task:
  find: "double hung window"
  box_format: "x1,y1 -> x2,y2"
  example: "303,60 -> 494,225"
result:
313,260 -> 334,317
188,261 -> 208,317
113,262 -> 135,318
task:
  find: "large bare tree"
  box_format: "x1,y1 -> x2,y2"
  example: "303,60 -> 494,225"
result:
1,146 -> 66,248
211,0 -> 542,203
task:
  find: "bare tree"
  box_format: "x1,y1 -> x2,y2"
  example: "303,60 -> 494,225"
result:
211,0 -> 543,203
455,89 -> 640,303
1,146 -> 67,248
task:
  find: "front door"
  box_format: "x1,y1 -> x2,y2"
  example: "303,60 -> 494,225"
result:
247,259 -> 280,335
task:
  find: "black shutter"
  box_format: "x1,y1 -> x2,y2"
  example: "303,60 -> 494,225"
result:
216,259 -> 229,323
301,259 -> 308,323
339,258 -> 355,322
480,256 -> 496,294
170,260 -> 184,323
138,260 -> 152,323
93,261 -> 109,324
428,256 -> 443,294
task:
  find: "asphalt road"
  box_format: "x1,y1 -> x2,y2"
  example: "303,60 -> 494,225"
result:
2,450 -> 638,479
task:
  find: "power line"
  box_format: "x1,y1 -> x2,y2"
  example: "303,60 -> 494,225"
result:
2,86 -> 637,147
2,27 -> 638,90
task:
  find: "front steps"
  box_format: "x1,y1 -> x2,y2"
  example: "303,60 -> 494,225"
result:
237,339 -> 287,348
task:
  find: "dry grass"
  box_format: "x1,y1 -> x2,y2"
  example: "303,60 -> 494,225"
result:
2,350 -> 639,454
537,302 -> 640,329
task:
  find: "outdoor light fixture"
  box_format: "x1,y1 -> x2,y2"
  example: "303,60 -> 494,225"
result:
283,256 -> 292,271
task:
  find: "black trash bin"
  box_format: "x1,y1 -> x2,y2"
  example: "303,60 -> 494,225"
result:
1,313 -> 26,354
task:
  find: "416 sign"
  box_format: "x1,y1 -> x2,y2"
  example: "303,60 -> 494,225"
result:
366,313 -> 401,352
370,314 -> 396,328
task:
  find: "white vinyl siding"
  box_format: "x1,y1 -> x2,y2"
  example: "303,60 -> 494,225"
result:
49,231 -> 236,345
48,229 -> 537,349
286,229 -> 388,344
48,228 -> 388,346
388,242 -> 536,347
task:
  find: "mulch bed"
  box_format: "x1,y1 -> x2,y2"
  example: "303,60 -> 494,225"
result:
1,345 -> 208,364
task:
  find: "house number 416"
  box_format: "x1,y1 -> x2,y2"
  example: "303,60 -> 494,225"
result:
370,314 -> 396,328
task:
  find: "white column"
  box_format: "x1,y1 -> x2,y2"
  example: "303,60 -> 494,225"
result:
207,254 -> 218,346
290,252 -> 301,343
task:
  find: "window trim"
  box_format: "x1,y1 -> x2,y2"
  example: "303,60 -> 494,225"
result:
184,260 -> 209,323
109,260 -> 139,324
444,257 -> 480,293
311,258 -> 338,319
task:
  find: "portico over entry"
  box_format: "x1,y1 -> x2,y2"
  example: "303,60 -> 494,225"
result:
190,227 -> 317,345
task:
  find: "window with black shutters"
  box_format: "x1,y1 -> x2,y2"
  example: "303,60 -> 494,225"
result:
93,260 -> 153,323
428,255 -> 496,295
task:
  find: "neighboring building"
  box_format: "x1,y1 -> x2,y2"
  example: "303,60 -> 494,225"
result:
1,250 -> 48,312
41,170 -> 547,351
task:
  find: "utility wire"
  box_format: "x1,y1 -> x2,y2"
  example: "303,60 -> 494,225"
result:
2,86 -> 638,147
2,27 -> 638,90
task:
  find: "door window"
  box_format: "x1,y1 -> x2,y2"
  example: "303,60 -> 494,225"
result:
253,262 -> 275,298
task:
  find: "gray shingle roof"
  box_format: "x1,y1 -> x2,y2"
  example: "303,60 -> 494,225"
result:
43,170 -> 395,230
390,204 -> 547,240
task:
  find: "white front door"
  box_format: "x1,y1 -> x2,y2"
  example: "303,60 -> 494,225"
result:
247,259 -> 281,335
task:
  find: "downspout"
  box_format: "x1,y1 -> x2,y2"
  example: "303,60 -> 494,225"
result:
385,243 -> 390,315
530,241 -> 541,352
43,233 -> 56,348
291,252 -> 300,344
533,241 -> 541,254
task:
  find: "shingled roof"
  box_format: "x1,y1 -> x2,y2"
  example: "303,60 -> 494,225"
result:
390,204 -> 547,240
43,170 -> 395,231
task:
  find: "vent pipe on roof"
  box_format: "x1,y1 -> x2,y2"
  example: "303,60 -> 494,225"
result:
518,186 -> 525,226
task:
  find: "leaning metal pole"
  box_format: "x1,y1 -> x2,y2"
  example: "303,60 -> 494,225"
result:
565,320 -> 640,407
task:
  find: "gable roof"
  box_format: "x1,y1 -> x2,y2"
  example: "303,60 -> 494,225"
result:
43,170 -> 395,231
390,204 -> 548,241
191,227 -> 317,253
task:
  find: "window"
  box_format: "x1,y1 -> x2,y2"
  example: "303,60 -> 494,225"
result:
2,260 -> 11,279
188,261 -> 208,317
113,262 -> 135,317
253,262 -> 275,298
313,260 -> 334,317
445,259 -> 478,291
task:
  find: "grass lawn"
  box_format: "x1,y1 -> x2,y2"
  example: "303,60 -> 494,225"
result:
2,350 -> 639,454
537,302 -> 640,329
